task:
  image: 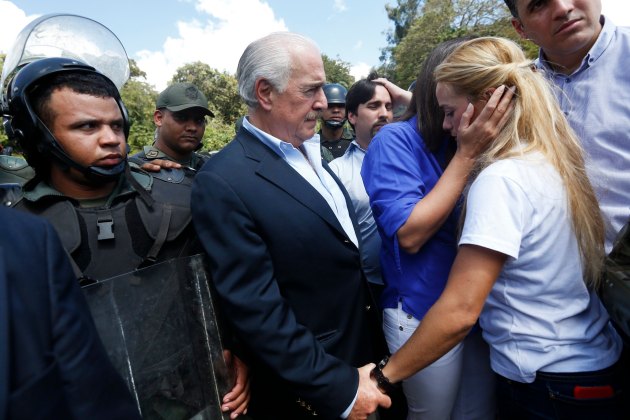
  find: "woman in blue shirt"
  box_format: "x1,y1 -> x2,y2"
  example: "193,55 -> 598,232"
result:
362,39 -> 514,419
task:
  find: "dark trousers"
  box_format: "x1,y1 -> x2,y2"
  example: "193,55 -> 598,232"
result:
496,358 -> 625,419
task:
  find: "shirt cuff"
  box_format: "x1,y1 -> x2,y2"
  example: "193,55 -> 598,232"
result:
340,389 -> 358,418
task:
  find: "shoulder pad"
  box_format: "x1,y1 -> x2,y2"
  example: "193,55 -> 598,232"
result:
129,165 -> 153,190
151,168 -> 186,184
0,156 -> 36,185
14,198 -> 82,253
135,180 -> 192,241
0,155 -> 29,170
128,155 -> 187,184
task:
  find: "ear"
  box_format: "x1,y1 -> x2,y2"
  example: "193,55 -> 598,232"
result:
347,111 -> 358,126
153,109 -> 163,126
255,78 -> 274,111
511,18 -> 528,39
481,87 -> 497,102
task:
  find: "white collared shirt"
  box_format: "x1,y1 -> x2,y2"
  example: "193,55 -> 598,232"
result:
330,141 -> 383,285
243,117 -> 358,247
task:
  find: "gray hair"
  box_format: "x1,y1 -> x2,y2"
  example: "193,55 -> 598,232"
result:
237,32 -> 320,108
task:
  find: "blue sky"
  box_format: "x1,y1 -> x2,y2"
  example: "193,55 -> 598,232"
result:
2,0 -> 628,91
1,0 -> 390,90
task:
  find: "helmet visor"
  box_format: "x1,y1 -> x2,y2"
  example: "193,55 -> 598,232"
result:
1,13 -> 130,105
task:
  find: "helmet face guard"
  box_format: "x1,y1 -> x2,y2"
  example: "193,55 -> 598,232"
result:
1,14 -> 131,181
1,13 -> 130,104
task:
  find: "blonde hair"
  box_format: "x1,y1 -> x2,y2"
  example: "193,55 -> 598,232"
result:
435,37 -> 604,287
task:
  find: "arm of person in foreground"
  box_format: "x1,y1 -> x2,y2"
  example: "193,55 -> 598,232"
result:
382,244 -> 507,383
397,86 -> 515,253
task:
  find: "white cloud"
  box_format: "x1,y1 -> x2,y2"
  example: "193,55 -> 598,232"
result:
353,40 -> 363,50
350,62 -> 372,81
0,1 -> 38,54
136,0 -> 287,90
333,0 -> 347,13
602,0 -> 630,26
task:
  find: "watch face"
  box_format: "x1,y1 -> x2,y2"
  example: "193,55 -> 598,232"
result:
378,356 -> 389,369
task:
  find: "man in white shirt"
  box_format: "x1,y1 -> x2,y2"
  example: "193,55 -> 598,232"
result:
329,73 -> 393,299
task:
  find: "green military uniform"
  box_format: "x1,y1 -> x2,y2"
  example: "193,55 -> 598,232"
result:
20,168 -> 147,209
319,127 -> 354,161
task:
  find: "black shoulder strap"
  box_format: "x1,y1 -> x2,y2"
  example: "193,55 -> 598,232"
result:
145,203 -> 173,263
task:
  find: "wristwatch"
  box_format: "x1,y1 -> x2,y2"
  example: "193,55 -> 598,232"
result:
370,356 -> 398,395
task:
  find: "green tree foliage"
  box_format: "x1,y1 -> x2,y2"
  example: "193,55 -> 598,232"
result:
121,59 -> 158,152
129,58 -> 147,79
321,54 -> 355,88
392,0 -> 454,87
379,0 -> 422,78
381,0 -> 538,89
171,62 -> 246,126
170,62 -> 246,152
203,116 -> 237,152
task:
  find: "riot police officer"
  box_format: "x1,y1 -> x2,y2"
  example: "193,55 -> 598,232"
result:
319,83 -> 353,160
2,53 -> 250,420
0,14 -> 249,418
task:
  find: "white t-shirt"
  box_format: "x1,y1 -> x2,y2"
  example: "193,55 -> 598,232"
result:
459,152 -> 622,383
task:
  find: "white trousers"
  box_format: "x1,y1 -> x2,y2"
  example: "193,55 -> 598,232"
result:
383,304 -> 495,420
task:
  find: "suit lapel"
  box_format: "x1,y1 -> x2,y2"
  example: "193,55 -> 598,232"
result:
323,162 -> 363,249
0,253 -> 9,416
237,130 -> 354,242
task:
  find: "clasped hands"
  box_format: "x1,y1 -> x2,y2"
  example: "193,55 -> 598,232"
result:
348,363 -> 392,420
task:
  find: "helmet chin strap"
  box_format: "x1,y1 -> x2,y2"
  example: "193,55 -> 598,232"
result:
38,117 -> 125,182
324,119 -> 346,129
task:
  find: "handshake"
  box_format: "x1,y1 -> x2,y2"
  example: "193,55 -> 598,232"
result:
348,363 -> 394,420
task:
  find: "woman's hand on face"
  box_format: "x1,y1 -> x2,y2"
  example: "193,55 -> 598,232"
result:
456,85 -> 515,160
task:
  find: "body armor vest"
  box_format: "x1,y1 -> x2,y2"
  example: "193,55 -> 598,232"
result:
9,170 -> 194,282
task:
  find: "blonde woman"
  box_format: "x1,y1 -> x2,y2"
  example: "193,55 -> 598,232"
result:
375,37 -> 624,419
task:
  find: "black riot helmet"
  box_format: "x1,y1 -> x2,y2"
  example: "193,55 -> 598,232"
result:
0,14 -> 131,181
321,83 -> 348,128
3,57 -> 130,181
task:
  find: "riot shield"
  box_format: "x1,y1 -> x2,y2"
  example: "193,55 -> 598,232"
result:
83,254 -> 233,420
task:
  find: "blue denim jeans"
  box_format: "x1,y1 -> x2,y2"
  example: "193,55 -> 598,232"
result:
496,358 -> 624,419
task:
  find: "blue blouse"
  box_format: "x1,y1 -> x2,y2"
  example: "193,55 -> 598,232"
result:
361,117 -> 460,320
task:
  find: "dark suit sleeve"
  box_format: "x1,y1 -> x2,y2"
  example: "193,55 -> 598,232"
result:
192,170 -> 358,418
43,221 -> 141,419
